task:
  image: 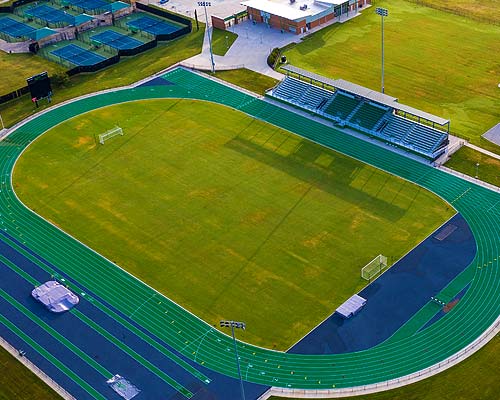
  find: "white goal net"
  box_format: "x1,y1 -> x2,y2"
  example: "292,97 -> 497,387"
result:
361,254 -> 388,281
99,126 -> 123,145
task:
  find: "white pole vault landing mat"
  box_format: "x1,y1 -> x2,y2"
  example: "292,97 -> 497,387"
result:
107,375 -> 141,400
336,294 -> 367,319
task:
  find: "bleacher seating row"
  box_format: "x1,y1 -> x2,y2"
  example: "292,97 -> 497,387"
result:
268,76 -> 448,159
323,92 -> 359,120
272,77 -> 333,110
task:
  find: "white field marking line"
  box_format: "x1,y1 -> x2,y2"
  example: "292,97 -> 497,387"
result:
487,199 -> 500,212
128,294 -> 157,319
1,98 -> 498,392
451,187 -> 472,204
182,327 -> 214,362
7,78 -> 466,357
7,99 -> 248,350
7,66 -> 493,363
3,67 -> 500,386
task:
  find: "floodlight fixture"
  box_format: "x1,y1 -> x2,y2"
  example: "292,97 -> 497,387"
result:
375,7 -> 389,93
202,2 -> 215,73
220,320 -> 246,330
220,320 -> 246,400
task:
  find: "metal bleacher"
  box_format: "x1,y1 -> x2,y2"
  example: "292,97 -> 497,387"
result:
268,72 -> 449,160
349,102 -> 389,130
404,122 -> 448,153
300,85 -> 333,110
272,76 -> 309,102
322,92 -> 360,120
272,77 -> 333,110
381,115 -> 414,142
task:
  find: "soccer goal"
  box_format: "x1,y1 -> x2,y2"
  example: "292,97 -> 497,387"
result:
98,126 -> 123,145
361,254 -> 388,281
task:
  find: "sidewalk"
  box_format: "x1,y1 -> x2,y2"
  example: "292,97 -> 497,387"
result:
183,20 -> 293,79
173,0 -> 366,79
465,142 -> 500,161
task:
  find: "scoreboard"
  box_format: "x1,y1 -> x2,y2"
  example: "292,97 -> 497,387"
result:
27,72 -> 52,101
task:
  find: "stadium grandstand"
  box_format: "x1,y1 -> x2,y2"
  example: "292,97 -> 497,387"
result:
268,65 -> 450,160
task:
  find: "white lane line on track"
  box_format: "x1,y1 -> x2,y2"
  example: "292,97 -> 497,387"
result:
128,293 -> 157,319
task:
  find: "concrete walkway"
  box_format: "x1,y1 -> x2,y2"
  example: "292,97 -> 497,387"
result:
465,142 -> 500,161
183,7 -> 364,79
0,39 -> 29,54
183,20 -> 295,79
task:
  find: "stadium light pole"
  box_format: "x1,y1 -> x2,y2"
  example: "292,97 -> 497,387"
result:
220,320 -> 246,400
376,7 -> 388,94
203,2 -> 215,73
0,112 -> 4,130
476,162 -> 480,179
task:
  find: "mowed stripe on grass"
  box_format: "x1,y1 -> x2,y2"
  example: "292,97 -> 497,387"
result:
13,99 -> 454,349
282,0 -> 500,143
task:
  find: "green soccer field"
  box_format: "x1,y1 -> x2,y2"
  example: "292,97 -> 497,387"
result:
13,99 -> 453,349
282,0 -> 500,145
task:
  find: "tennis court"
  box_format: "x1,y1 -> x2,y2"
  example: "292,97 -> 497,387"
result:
51,44 -> 106,66
0,17 -> 35,39
90,30 -> 142,50
64,0 -> 110,13
127,16 -> 183,36
25,4 -> 75,25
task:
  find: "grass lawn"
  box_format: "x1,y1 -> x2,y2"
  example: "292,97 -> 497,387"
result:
0,22 -> 205,127
13,99 -> 453,350
0,346 -> 59,400
0,51 -> 65,96
406,0 -> 500,24
211,28 -> 238,56
281,0 -> 500,144
271,335 -> 500,400
446,146 -> 500,187
213,68 -> 278,94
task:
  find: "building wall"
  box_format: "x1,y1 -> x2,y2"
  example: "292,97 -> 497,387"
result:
247,6 -> 334,34
247,0 -> 371,34
211,16 -> 227,30
353,0 -> 371,11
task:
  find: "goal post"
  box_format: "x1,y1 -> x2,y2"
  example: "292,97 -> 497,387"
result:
361,254 -> 388,281
98,126 -> 123,145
